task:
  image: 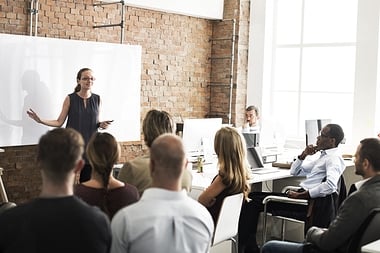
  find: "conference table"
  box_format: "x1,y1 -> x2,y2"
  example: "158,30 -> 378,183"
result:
189,157 -> 356,199
189,161 -> 295,199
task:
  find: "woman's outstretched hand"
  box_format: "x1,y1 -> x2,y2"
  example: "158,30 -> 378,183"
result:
27,108 -> 42,123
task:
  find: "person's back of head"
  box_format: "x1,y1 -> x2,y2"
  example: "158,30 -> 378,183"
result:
37,128 -> 84,184
86,132 -> 120,188
214,126 -> 250,198
149,133 -> 186,190
143,109 -> 173,148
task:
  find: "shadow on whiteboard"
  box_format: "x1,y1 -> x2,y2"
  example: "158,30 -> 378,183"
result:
0,70 -> 53,145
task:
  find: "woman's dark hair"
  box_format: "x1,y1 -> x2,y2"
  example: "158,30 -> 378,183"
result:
74,68 -> 92,92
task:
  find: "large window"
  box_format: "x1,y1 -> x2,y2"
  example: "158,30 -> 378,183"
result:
249,0 -> 359,148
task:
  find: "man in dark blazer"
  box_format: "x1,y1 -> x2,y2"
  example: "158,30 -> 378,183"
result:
261,137 -> 380,253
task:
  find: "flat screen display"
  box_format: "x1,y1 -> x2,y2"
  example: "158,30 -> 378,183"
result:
182,118 -> 222,157
242,132 -> 260,148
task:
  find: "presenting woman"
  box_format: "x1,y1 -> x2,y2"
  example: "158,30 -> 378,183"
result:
27,67 -> 112,182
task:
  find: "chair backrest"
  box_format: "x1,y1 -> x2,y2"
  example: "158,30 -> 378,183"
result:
305,175 -> 347,233
212,193 -> 244,246
347,208 -> 380,253
337,174 -> 347,207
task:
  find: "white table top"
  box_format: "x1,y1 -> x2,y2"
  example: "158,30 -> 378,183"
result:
190,162 -> 293,190
362,239 -> 380,253
189,150 -> 355,191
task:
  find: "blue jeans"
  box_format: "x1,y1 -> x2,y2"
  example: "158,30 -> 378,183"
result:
261,240 -> 304,253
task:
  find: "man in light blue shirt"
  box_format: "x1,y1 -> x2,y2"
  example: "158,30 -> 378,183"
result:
288,125 -> 345,199
110,133 -> 214,253
262,137 -> 380,253
239,124 -> 346,253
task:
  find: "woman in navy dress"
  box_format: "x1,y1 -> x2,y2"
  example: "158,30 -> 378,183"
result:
27,68 -> 112,182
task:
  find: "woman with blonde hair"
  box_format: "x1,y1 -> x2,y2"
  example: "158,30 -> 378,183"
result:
198,126 -> 250,224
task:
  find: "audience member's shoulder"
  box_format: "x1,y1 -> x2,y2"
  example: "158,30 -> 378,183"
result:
121,183 -> 140,198
126,155 -> 150,167
185,194 -> 213,213
185,196 -> 214,228
0,203 -> 21,222
73,196 -> 110,221
0,199 -> 38,220
119,155 -> 149,175
111,200 -> 138,223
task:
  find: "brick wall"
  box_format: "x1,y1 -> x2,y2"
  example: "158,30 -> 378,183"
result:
0,0 -> 249,203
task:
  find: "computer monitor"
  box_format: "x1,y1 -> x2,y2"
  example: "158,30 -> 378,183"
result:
247,147 -> 264,169
182,118 -> 222,159
305,119 -> 331,146
242,132 -> 260,148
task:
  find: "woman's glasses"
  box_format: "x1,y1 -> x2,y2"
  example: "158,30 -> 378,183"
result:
81,77 -> 96,81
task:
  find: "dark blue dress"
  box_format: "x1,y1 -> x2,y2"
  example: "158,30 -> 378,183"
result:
66,92 -> 99,145
66,92 -> 100,181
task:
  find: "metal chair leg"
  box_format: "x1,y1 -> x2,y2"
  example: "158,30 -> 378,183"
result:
262,204 -> 268,244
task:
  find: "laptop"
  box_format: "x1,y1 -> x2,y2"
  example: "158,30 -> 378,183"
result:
243,132 -> 260,148
247,147 -> 278,174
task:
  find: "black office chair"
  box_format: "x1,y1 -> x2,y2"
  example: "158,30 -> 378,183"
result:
262,175 -> 346,243
346,208 -> 380,253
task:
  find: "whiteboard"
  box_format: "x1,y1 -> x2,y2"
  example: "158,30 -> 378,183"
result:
124,0 -> 224,19
0,34 -> 141,147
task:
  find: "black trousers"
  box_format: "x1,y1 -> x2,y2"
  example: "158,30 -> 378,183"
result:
238,191 -> 308,251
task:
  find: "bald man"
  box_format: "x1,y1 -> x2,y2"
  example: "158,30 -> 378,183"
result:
110,134 -> 214,253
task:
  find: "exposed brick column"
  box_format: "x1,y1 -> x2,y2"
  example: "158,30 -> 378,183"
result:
208,0 -> 250,127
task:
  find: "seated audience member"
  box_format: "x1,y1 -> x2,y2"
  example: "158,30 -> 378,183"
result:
110,134 -> 214,253
117,109 -> 192,195
0,128 -> 111,253
262,137 -> 380,253
239,124 -> 346,253
75,132 -> 139,220
242,105 -> 260,132
198,126 -> 250,224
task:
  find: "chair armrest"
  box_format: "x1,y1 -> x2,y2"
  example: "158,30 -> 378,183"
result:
262,195 -> 308,205
281,185 -> 303,193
